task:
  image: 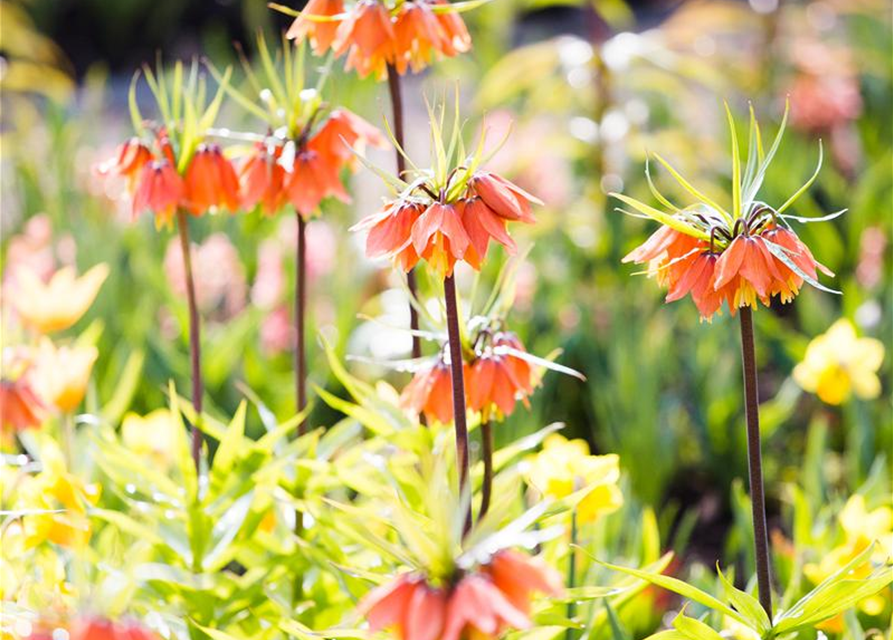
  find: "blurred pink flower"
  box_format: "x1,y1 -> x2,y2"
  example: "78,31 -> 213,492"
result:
278,217 -> 337,281
260,306 -> 294,356
484,110 -> 572,209
164,233 -> 246,321
3,215 -> 57,287
252,240 -> 286,309
857,227 -> 887,290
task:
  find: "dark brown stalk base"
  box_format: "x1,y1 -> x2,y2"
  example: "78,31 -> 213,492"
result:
176,210 -> 203,472
443,275 -> 471,534
738,307 -> 773,621
386,64 -> 422,361
479,419 -> 494,520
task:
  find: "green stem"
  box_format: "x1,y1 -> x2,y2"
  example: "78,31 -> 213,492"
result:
566,510 -> 578,640
479,418 -> 494,520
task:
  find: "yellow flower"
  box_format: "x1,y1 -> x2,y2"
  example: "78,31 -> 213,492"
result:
525,434 -> 623,523
121,409 -> 178,469
804,494 -> 892,625
13,444 -> 100,548
31,338 -> 98,413
10,263 -> 108,334
793,319 -> 885,405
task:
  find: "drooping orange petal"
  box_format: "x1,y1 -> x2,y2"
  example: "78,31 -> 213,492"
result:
713,235 -> 748,289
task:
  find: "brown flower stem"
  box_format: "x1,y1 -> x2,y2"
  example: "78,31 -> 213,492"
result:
386,64 -> 421,361
295,210 -> 308,436
443,274 -> 471,534
292,210 -> 309,607
176,209 -> 203,472
479,418 -> 494,520
566,510 -> 578,640
738,307 -> 773,621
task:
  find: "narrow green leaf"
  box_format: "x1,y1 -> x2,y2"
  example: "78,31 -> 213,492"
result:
593,559 -> 746,624
716,566 -> 771,633
611,193 -> 710,241
651,153 -> 730,222
673,611 -> 726,640
762,240 -> 840,295
724,102 -> 741,219
776,141 -> 823,215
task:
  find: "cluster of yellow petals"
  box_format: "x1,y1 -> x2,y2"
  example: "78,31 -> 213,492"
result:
793,319 -> 885,405
525,434 -> 623,523
10,444 -> 101,548
804,495 -> 892,631
121,409 -> 180,470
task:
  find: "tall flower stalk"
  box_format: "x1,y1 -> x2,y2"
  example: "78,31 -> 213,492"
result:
386,66 -> 422,359
212,36 -> 385,435
351,98 -> 540,530
100,61 -> 239,472
175,210 -> 204,463
618,104 -> 841,619
281,0 -> 474,362
738,306 -> 772,614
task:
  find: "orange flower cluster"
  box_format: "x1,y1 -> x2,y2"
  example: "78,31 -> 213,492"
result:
467,331 -> 536,419
0,377 -> 46,432
353,171 -> 540,277
400,357 -> 456,425
287,0 -> 471,79
69,617 -> 160,640
101,129 -> 239,226
103,110 -> 384,222
624,219 -> 832,321
359,550 -> 562,640
240,109 -> 385,217
400,329 -> 537,424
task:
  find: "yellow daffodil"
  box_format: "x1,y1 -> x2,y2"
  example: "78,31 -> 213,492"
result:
10,263 -> 109,334
525,434 -> 623,523
13,444 -> 100,548
794,319 -> 885,405
31,338 -> 98,413
121,409 -> 178,469
805,494 -> 892,628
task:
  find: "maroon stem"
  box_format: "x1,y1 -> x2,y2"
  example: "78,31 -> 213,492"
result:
738,307 -> 773,620
295,210 -> 308,436
386,64 -> 422,360
443,274 -> 471,534
479,418 -> 494,520
176,210 -> 203,471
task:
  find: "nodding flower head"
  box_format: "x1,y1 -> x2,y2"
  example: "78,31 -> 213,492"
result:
358,550 -> 562,640
617,104 -> 840,321
467,330 -> 537,420
286,0 -> 472,80
352,168 -> 540,277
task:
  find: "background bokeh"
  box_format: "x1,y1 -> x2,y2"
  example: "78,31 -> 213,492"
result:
1,0 -> 891,626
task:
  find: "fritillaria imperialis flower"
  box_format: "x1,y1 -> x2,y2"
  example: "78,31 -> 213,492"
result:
400,357 -> 457,424
467,331 -> 537,419
352,170 -> 540,277
286,0 -> 471,79
70,617 -> 160,640
359,551 -> 562,640
525,434 -> 623,524
617,106 -> 838,321
793,319 -> 884,405
31,338 -> 98,413
10,264 -> 109,334
237,111 -> 385,217
99,63 -> 240,226
0,376 -> 47,433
